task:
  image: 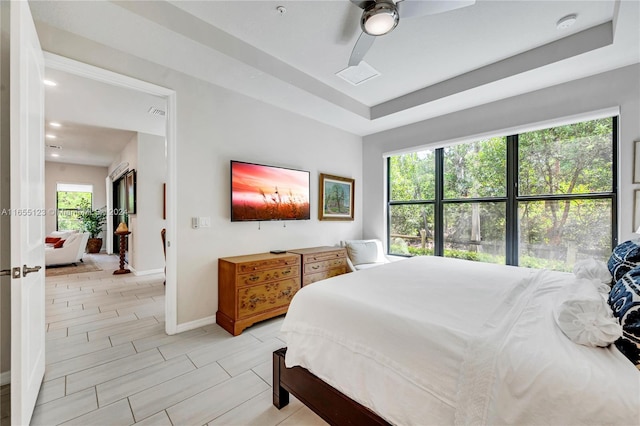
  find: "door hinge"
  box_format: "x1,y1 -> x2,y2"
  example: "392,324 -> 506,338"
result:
0,268 -> 22,279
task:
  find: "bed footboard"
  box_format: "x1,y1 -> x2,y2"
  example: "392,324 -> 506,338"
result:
273,348 -> 390,426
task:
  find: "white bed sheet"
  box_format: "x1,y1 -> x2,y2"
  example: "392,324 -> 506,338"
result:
281,256 -> 640,425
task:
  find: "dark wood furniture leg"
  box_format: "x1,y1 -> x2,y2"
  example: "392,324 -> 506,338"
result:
272,348 -> 391,426
272,348 -> 289,409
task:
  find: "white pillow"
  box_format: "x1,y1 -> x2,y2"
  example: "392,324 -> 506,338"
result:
553,278 -> 622,348
48,230 -> 72,240
345,240 -> 379,265
573,258 -> 613,285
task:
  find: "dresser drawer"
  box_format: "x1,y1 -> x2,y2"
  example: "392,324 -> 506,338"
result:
304,258 -> 347,275
237,278 -> 300,318
302,250 -> 346,264
236,255 -> 299,273
303,266 -> 348,285
236,265 -> 299,287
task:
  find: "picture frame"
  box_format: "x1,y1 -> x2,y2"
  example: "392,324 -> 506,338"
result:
125,170 -> 137,214
634,141 -> 640,183
319,173 -> 354,221
635,189 -> 640,233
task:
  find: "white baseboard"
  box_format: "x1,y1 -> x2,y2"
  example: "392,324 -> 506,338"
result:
175,315 -> 216,334
1,370 -> 10,386
131,267 -> 164,276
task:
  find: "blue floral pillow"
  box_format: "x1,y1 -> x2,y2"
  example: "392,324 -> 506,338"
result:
608,240 -> 640,282
608,268 -> 640,369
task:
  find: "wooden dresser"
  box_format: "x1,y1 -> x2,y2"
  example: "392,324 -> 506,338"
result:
217,252 -> 301,336
288,246 -> 349,286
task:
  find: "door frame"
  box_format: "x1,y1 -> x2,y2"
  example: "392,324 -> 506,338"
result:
44,53 -> 179,334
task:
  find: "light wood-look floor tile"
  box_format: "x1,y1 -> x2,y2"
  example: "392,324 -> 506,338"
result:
97,355 -> 195,407
34,253 -> 324,426
208,389 -> 304,426
216,337 -> 285,377
59,398 -> 134,426
45,343 -> 136,381
47,310 -> 118,331
129,361 -> 230,422
46,337 -> 111,365
277,405 -> 330,426
65,348 -> 165,394
67,312 -> 138,336
35,377 -> 65,406
132,410 -> 172,426
186,332 -> 262,368
132,327 -> 207,354
31,388 -> 98,426
87,316 -> 158,342
165,371 -> 269,425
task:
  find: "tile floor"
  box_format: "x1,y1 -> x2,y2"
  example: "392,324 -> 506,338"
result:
33,254 -> 327,425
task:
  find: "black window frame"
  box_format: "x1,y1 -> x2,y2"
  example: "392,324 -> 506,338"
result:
387,116 -> 618,267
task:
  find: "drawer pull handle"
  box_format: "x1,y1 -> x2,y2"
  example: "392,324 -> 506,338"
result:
282,270 -> 291,275
249,295 -> 265,304
249,276 -> 259,282
311,265 -> 320,270
280,289 -> 291,297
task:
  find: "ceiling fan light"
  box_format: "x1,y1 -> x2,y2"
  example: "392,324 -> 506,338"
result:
361,1 -> 399,36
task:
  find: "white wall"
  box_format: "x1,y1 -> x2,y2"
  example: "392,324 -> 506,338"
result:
109,134 -> 138,266
38,28 -> 364,327
363,64 -> 640,246
44,162 -> 108,236
0,0 -> 11,380
108,133 -> 166,274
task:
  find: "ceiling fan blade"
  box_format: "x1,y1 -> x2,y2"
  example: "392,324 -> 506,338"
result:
398,0 -> 476,18
348,32 -> 376,67
349,0 -> 372,10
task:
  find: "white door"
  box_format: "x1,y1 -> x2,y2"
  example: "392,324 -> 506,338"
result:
9,1 -> 46,425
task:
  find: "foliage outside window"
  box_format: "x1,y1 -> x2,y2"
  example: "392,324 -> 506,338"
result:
56,184 -> 93,231
388,117 -> 616,272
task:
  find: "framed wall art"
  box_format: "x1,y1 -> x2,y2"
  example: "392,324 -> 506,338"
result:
125,170 -> 137,214
319,173 -> 354,221
635,189 -> 640,233
634,140 -> 640,183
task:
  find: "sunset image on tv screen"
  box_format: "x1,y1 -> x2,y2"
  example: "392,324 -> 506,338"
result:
231,162 -> 310,221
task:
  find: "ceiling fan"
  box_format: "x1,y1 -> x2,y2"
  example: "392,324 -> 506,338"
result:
348,0 -> 476,66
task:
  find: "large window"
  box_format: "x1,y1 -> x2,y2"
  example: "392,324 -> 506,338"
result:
56,183 -> 93,231
388,117 -> 617,271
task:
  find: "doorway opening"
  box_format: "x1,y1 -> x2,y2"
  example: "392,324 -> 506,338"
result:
43,53 -> 178,334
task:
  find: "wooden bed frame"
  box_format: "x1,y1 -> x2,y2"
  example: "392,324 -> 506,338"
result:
272,348 -> 391,425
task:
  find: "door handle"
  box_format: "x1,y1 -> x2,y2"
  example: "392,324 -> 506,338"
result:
1,268 -> 22,279
22,265 -> 42,277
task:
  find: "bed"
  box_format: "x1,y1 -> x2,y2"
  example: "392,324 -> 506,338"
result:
273,256 -> 640,425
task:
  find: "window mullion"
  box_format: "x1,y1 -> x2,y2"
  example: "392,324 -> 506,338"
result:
434,148 -> 444,256
506,134 -> 518,266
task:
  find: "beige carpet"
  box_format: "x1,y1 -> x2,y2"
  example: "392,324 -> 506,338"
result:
45,259 -> 102,277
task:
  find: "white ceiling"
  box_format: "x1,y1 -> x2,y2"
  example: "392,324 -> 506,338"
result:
43,67 -> 166,167
31,0 -> 640,140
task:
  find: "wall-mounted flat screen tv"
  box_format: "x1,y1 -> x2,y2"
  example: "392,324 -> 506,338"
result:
231,160 -> 310,222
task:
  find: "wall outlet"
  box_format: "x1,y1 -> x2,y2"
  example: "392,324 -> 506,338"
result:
199,217 -> 211,228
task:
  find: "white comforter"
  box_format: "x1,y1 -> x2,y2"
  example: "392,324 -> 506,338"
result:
281,256 -> 640,425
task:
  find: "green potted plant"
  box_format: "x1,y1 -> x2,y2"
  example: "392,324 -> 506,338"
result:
78,200 -> 108,253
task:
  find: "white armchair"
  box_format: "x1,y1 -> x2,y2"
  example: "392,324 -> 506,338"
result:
45,232 -> 90,266
341,239 -> 393,272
